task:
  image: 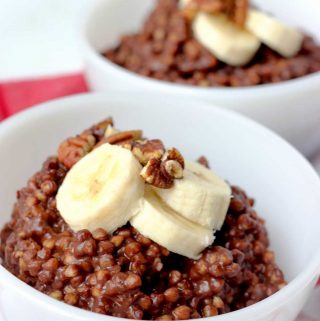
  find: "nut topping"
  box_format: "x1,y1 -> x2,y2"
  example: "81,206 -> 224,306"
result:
197,156 -> 210,168
117,140 -> 135,150
226,0 -> 248,27
182,0 -> 249,27
162,160 -> 184,179
95,130 -> 143,148
132,139 -> 165,165
163,148 -> 185,169
86,117 -> 114,140
104,125 -> 120,137
140,159 -> 174,189
140,147 -> 185,189
59,118 -> 184,189
182,0 -> 224,21
58,133 -> 96,169
106,130 -> 143,145
58,118 -> 117,169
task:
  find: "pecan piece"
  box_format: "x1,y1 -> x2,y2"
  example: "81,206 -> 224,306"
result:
226,0 -> 248,27
182,0 -> 249,27
84,117 -> 114,140
140,147 -> 185,188
57,119 -> 114,168
197,156 -> 210,168
117,139 -> 135,150
107,130 -> 143,144
104,125 -> 119,138
182,0 -> 224,21
163,148 -> 185,169
132,139 -> 165,165
95,130 -> 143,148
140,159 -> 173,189
162,160 -> 184,179
58,133 -> 96,169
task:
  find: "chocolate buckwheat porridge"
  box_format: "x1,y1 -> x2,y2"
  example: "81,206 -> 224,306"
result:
0,118 -> 286,320
104,0 -> 320,87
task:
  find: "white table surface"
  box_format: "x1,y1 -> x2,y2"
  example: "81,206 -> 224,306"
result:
0,0 -> 88,81
0,1 -> 319,319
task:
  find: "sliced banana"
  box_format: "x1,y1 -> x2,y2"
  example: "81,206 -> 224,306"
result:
131,188 -> 214,259
56,143 -> 144,233
193,13 -> 260,66
246,9 -> 303,58
153,160 -> 231,230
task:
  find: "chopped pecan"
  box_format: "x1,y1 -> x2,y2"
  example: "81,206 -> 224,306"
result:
117,140 -> 135,150
197,156 -> 210,168
58,119 -> 114,168
106,130 -> 143,144
226,0 -> 248,27
163,148 -> 185,169
182,0 -> 224,20
84,117 -> 114,140
140,159 -> 174,189
95,130 -> 143,148
181,1 -> 198,21
162,160 -> 184,179
104,125 -> 119,138
132,139 -> 165,165
58,133 -> 96,169
182,0 -> 249,27
140,147 -> 185,188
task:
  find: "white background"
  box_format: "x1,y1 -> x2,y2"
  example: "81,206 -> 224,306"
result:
0,0 -> 88,81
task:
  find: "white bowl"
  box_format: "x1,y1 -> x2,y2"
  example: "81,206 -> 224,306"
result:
1,92 -> 320,321
79,0 -> 320,157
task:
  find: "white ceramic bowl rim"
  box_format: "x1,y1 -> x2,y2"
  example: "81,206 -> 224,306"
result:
78,0 -> 320,95
1,93 -> 320,321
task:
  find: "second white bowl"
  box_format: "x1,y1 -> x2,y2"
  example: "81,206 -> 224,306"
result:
79,0 -> 320,157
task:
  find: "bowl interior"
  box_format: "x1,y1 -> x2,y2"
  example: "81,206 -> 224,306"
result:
1,93 -> 320,284
85,0 -> 320,55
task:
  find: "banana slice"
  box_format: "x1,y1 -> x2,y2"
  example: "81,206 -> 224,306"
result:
246,9 -> 303,58
131,188 -> 214,259
193,13 -> 261,66
152,160 -> 231,230
57,143 -> 144,233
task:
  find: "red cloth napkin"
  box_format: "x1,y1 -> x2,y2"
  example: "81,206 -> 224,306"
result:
0,73 -> 88,121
